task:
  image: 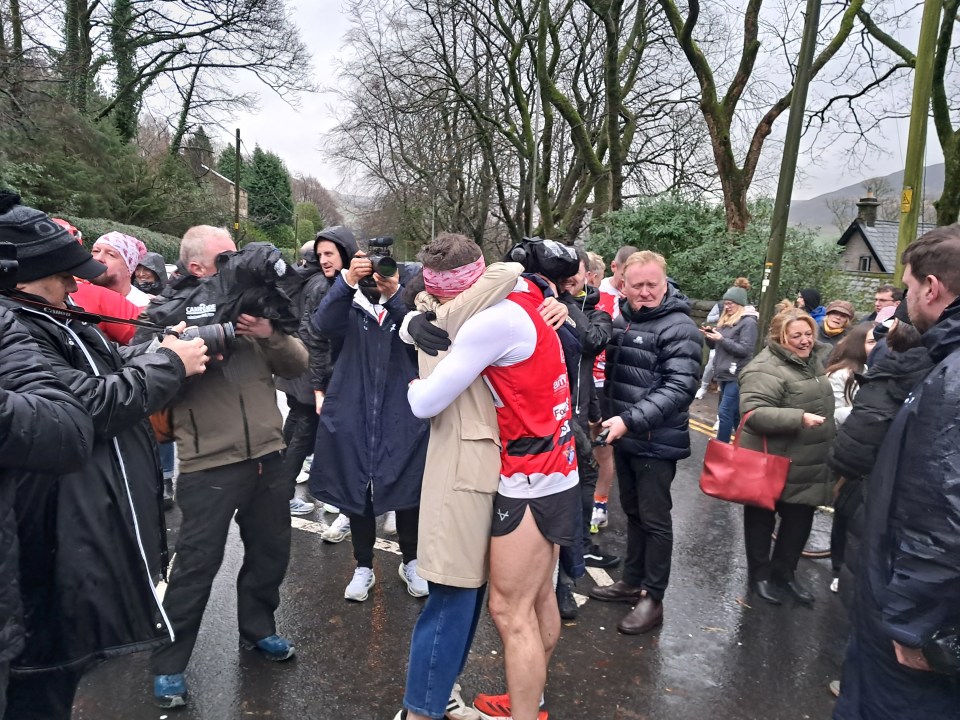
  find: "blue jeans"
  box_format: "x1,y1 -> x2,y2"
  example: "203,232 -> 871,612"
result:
404,583 -> 486,718
716,381 -> 740,444
158,441 -> 175,479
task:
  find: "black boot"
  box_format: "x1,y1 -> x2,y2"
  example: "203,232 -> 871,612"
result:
556,582 -> 578,620
779,575 -> 815,605
750,579 -> 783,605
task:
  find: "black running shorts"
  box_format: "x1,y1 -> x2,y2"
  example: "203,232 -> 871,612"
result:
490,485 -> 580,547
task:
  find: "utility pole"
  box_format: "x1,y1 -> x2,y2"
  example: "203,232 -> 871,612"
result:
233,128 -> 241,243
895,0 -> 942,283
756,0 -> 821,349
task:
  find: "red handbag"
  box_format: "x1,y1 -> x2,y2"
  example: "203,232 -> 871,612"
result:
699,411 -> 791,511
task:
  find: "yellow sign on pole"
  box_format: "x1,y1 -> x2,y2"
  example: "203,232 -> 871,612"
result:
901,187 -> 913,214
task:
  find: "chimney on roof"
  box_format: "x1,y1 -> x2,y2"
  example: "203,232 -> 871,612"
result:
856,192 -> 880,228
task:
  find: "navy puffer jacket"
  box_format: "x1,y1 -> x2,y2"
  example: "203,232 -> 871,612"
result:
603,287 -> 703,459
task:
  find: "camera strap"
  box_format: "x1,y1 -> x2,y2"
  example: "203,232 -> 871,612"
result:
6,292 -> 168,332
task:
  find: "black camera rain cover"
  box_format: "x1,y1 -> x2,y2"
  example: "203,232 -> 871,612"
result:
144,242 -> 304,335
505,237 -> 579,282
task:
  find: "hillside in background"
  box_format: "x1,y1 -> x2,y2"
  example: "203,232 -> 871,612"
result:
789,164 -> 944,232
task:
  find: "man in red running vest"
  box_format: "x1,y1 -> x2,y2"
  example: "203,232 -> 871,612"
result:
407,237 -> 580,720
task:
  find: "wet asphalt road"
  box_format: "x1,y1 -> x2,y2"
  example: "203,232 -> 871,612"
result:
73,423 -> 846,720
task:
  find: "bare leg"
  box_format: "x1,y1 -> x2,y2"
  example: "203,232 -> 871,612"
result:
488,508 -> 557,720
594,443 -> 615,500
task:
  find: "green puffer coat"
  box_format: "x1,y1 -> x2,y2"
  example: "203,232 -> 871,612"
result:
737,342 -> 835,506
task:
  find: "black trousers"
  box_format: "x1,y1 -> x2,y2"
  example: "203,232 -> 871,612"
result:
613,452 -> 677,602
4,667 -> 82,720
743,501 -> 815,582
281,395 -> 319,485
150,453 -> 292,675
350,507 -> 419,567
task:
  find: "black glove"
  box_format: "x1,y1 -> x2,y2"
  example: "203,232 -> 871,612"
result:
407,311 -> 451,356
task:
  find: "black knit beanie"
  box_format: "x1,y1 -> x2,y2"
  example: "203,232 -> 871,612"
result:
799,287 -> 821,310
0,191 -> 105,282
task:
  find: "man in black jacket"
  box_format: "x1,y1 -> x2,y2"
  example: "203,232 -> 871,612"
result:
588,250 -> 702,635
275,226 -> 358,516
835,227 -> 960,719
554,251 -> 617,618
0,304 -> 95,718
0,193 -> 209,719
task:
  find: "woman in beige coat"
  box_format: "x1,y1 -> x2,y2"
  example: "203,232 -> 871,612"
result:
395,244 -> 523,720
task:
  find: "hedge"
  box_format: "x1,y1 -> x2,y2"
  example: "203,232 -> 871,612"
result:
61,215 -> 182,263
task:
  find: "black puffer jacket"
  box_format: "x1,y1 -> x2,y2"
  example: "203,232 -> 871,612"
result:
603,287 -> 703,459
827,346 -> 933,483
559,285 -> 612,423
0,308 -> 94,665
0,293 -> 185,673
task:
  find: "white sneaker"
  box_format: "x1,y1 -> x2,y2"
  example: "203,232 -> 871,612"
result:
289,497 -> 315,515
695,387 -> 707,400
445,683 -> 482,719
590,504 -> 608,529
383,510 -> 397,535
295,468 -> 310,484
302,455 -> 313,473
321,514 -> 351,543
321,503 -> 340,514
344,566 -> 376,601
712,418 -> 720,431
399,559 -> 429,597
830,577 -> 839,593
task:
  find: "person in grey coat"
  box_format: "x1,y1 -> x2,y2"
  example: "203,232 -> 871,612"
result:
701,285 -> 759,442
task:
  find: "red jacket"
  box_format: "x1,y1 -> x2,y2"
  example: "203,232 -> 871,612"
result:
71,282 -> 141,345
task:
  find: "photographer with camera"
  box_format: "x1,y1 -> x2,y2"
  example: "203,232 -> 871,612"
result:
0,192 -> 209,720
308,238 -> 430,602
145,225 -> 308,708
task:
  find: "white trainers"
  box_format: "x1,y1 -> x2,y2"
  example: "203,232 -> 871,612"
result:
302,455 -> 313,473
399,559 -> 429,597
830,577 -> 839,593
383,510 -> 397,535
445,682 -> 482,719
590,504 -> 608,529
712,418 -> 720,431
289,497 -> 315,515
321,513 -> 351,543
321,503 -> 340,514
344,566 -> 376,601
695,387 -> 707,400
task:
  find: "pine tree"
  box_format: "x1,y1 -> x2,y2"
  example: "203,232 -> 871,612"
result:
247,145 -> 294,232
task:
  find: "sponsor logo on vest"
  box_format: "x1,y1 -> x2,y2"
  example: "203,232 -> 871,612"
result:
552,373 -> 568,392
553,400 -> 570,421
186,303 -> 217,321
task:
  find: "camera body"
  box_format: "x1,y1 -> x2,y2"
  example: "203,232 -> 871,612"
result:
366,236 -> 398,278
0,242 -> 19,290
505,237 -> 579,283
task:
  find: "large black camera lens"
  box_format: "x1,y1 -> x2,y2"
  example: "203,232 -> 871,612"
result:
181,322 -> 236,357
371,255 -> 398,277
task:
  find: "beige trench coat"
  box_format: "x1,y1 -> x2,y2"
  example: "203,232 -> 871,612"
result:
413,262 -> 523,587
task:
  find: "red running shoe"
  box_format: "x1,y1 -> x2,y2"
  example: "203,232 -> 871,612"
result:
473,692 -> 548,720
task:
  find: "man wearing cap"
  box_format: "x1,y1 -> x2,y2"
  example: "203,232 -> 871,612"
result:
0,191 -> 209,719
818,300 -> 856,350
91,230 -> 151,307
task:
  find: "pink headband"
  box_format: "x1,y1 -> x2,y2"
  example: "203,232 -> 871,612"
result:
423,255 -> 486,298
94,231 -> 147,274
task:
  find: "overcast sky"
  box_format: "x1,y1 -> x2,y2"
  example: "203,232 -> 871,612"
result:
219,0 -> 942,203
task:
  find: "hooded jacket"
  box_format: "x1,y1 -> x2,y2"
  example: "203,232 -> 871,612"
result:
0,308 -> 94,665
603,286 -> 703,460
738,341 -> 836,506
707,307 -> 759,383
276,226 -> 359,403
0,294 -> 186,672
135,252 -> 168,295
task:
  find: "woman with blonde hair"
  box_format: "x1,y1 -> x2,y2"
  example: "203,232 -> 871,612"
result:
700,285 -> 759,442
737,308 -> 835,606
696,277 -> 753,400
